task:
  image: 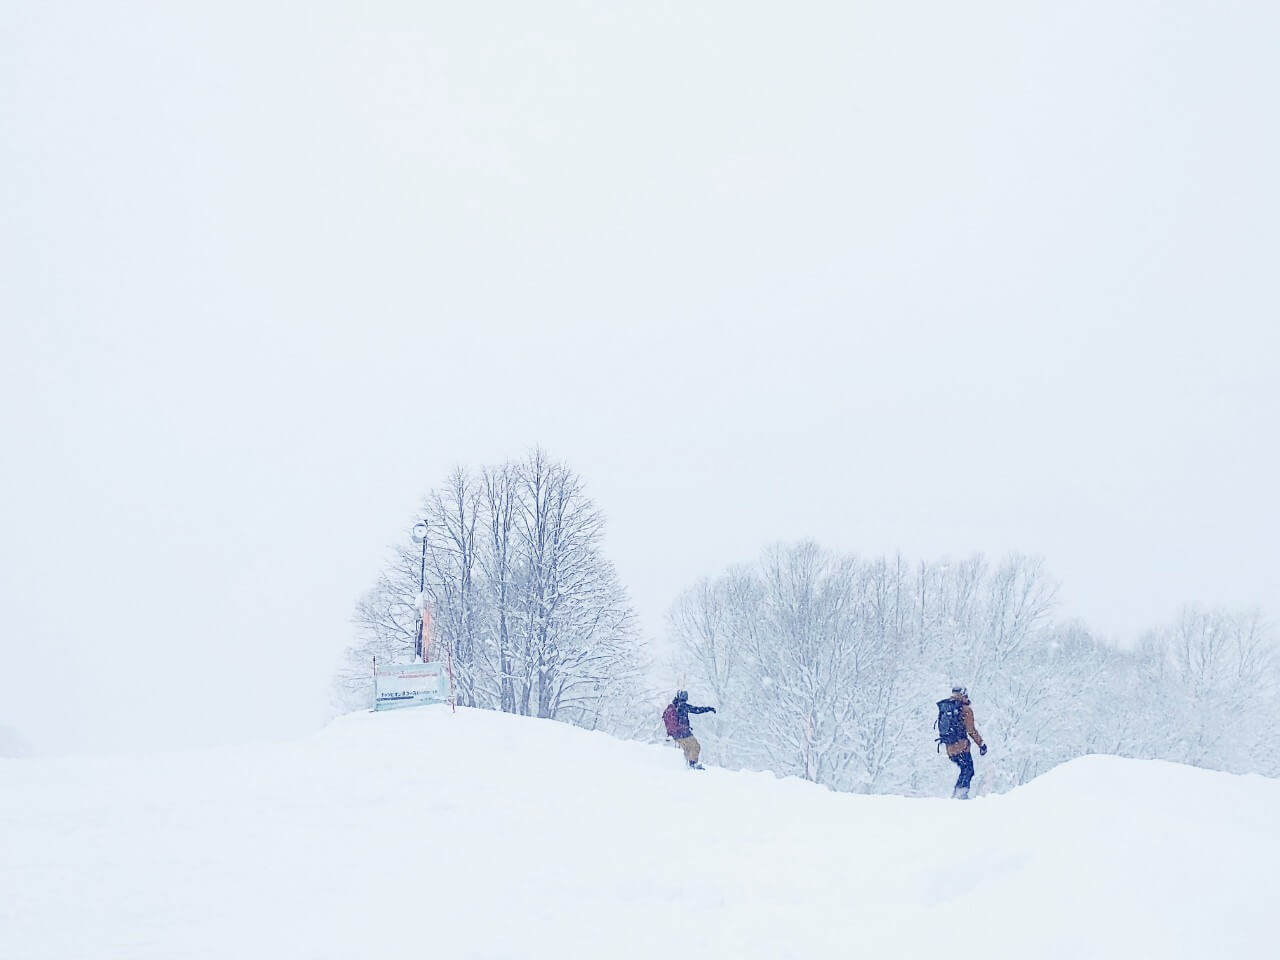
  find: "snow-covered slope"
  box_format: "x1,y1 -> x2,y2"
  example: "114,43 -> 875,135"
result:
3,707 -> 1275,959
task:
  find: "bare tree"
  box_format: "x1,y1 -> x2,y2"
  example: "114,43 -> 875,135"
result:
337,449 -> 647,736
1139,607 -> 1277,771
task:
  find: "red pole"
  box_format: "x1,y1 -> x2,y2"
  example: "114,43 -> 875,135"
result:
446,640 -> 456,714
422,605 -> 433,663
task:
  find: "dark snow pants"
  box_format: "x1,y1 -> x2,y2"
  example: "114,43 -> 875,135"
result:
950,750 -> 974,790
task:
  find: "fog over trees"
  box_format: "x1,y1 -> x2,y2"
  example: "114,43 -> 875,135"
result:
0,725 -> 32,759
339,455 -> 1277,795
670,543 -> 1278,796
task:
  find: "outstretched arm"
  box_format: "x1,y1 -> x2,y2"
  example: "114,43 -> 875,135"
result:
687,704 -> 716,715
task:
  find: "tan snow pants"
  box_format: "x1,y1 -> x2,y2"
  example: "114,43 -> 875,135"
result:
676,735 -> 701,764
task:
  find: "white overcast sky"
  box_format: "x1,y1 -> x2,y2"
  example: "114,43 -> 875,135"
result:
3,1 -> 1277,755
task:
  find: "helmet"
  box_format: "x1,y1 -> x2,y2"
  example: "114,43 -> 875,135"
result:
675,690 -> 688,702
951,685 -> 967,697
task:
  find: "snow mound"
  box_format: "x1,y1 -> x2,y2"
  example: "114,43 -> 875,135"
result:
2,707 -> 1275,959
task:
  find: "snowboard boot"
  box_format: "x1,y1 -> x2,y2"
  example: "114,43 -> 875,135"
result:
952,786 -> 970,800
689,760 -> 705,770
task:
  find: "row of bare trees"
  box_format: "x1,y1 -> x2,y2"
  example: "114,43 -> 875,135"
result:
669,543 -> 1279,796
336,451 -> 650,734
337,453 -> 1276,794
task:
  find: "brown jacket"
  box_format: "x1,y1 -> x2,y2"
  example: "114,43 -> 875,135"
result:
945,696 -> 985,757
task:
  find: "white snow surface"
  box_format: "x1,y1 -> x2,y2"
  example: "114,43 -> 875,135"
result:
3,706 -> 1276,959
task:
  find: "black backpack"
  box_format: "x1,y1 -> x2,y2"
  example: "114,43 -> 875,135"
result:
935,698 -> 966,750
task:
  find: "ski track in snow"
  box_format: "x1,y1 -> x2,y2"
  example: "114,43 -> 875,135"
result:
2,706 -> 1276,959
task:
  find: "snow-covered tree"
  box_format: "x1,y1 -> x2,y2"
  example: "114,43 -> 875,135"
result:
337,450 -> 647,736
671,543 -> 1278,796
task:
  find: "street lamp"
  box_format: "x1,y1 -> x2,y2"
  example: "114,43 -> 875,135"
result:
411,521 -> 428,661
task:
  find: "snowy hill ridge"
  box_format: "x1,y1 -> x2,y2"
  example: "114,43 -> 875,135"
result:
3,706 -> 1276,959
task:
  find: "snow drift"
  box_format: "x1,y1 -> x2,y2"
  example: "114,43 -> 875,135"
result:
2,706 -> 1275,959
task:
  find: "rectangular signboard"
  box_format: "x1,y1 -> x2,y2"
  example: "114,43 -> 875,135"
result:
373,661 -> 450,711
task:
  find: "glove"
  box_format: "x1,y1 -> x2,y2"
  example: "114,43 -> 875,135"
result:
979,743 -> 988,756
710,707 -> 717,713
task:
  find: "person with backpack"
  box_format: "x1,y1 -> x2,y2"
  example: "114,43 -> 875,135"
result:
662,690 -> 716,769
935,685 -> 987,799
